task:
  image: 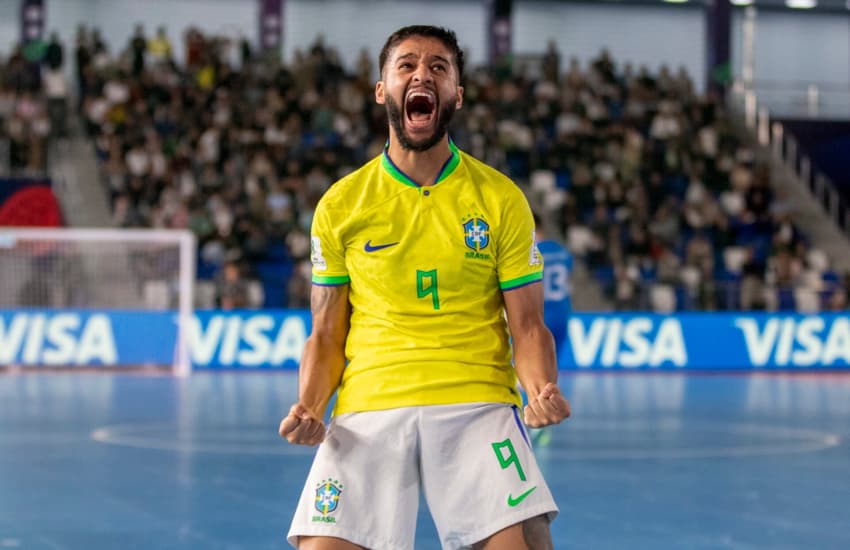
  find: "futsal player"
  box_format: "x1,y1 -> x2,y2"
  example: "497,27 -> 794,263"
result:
535,218 -> 572,355
279,25 -> 570,550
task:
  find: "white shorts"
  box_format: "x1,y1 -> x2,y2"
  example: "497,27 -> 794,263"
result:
286,402 -> 558,550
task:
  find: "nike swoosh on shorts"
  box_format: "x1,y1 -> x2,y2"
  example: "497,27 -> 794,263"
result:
507,486 -> 537,507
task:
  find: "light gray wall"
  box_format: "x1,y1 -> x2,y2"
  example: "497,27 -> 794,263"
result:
46,0 -> 258,67
0,0 -> 846,93
731,9 -> 850,87
0,1 -> 18,56
38,0 -> 485,81
30,0 -> 707,85
283,0 -> 488,72
514,2 -> 707,86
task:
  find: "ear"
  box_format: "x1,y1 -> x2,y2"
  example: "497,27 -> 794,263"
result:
375,80 -> 385,105
455,86 -> 464,110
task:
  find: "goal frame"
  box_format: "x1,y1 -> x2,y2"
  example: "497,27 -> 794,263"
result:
0,227 -> 196,377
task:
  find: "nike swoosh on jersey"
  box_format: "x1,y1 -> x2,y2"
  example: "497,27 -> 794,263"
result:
364,240 -> 400,252
507,486 -> 537,507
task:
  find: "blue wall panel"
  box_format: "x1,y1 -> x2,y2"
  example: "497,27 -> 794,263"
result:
3,309 -> 849,371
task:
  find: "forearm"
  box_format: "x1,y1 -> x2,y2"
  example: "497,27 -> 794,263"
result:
503,282 -> 559,398
513,323 -> 559,399
297,283 -> 350,417
297,333 -> 346,417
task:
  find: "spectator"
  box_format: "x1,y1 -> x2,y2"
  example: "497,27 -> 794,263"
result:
43,66 -> 69,138
148,26 -> 172,65
740,248 -> 767,310
130,24 -> 147,76
828,287 -> 847,311
215,260 -> 249,310
541,39 -> 560,83
44,32 -> 64,71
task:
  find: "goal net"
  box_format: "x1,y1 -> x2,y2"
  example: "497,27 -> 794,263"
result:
0,228 -> 196,376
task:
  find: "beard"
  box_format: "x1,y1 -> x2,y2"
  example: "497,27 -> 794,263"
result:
385,92 -> 457,152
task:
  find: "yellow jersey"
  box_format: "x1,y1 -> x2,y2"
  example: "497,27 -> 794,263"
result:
310,141 -> 543,415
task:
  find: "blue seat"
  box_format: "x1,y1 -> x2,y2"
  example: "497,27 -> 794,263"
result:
255,260 -> 294,308
777,287 -> 796,311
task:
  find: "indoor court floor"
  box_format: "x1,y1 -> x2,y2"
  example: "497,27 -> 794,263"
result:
1,371 -> 849,549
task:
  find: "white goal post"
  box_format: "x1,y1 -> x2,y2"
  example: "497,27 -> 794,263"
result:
0,227 -> 196,376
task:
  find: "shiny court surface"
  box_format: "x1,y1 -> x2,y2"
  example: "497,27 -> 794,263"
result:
1,372 -> 849,550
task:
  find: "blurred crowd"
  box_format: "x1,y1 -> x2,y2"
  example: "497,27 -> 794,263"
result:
0,32 -> 69,175
74,25 -> 380,309
514,44 -> 841,313
3,25 -> 849,312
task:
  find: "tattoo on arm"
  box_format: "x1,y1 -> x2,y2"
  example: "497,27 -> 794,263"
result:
310,285 -> 350,336
311,285 -> 334,316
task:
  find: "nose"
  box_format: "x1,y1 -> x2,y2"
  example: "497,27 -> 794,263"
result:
412,64 -> 434,84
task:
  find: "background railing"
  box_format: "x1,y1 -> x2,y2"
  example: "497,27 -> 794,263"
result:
743,80 -> 850,120
730,80 -> 850,236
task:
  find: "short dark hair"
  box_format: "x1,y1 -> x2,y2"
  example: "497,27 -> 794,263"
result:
379,25 -> 464,81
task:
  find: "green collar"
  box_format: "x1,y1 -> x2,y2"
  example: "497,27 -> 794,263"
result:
381,138 -> 461,188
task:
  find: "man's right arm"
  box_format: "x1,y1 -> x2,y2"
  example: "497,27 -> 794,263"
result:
278,283 -> 350,446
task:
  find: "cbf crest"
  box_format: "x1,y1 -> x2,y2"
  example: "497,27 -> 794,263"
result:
463,211 -> 490,253
312,478 -> 343,523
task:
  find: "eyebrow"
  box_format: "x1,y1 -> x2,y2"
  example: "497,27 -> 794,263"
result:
395,52 -> 451,65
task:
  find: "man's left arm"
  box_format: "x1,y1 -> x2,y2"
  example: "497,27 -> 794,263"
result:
503,282 -> 571,428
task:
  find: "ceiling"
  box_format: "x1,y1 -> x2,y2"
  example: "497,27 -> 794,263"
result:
543,0 -> 850,14
719,0 -> 848,10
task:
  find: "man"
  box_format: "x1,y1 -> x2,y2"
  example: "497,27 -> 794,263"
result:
280,26 -> 570,550
535,217 -> 573,355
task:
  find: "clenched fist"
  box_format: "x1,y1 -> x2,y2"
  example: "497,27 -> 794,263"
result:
523,383 -> 571,428
278,403 -> 326,446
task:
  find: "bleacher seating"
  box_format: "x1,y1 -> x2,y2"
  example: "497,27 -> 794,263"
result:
5,23 -> 846,312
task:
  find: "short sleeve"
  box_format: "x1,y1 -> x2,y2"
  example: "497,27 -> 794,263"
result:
497,190 -> 543,291
310,197 -> 350,286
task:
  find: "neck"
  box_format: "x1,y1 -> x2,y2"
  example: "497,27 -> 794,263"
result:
385,132 -> 453,187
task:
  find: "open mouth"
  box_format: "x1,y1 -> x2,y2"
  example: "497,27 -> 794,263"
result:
405,90 -> 437,130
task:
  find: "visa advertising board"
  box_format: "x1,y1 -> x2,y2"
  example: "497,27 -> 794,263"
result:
1,310 -> 849,370
0,310 -> 308,369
